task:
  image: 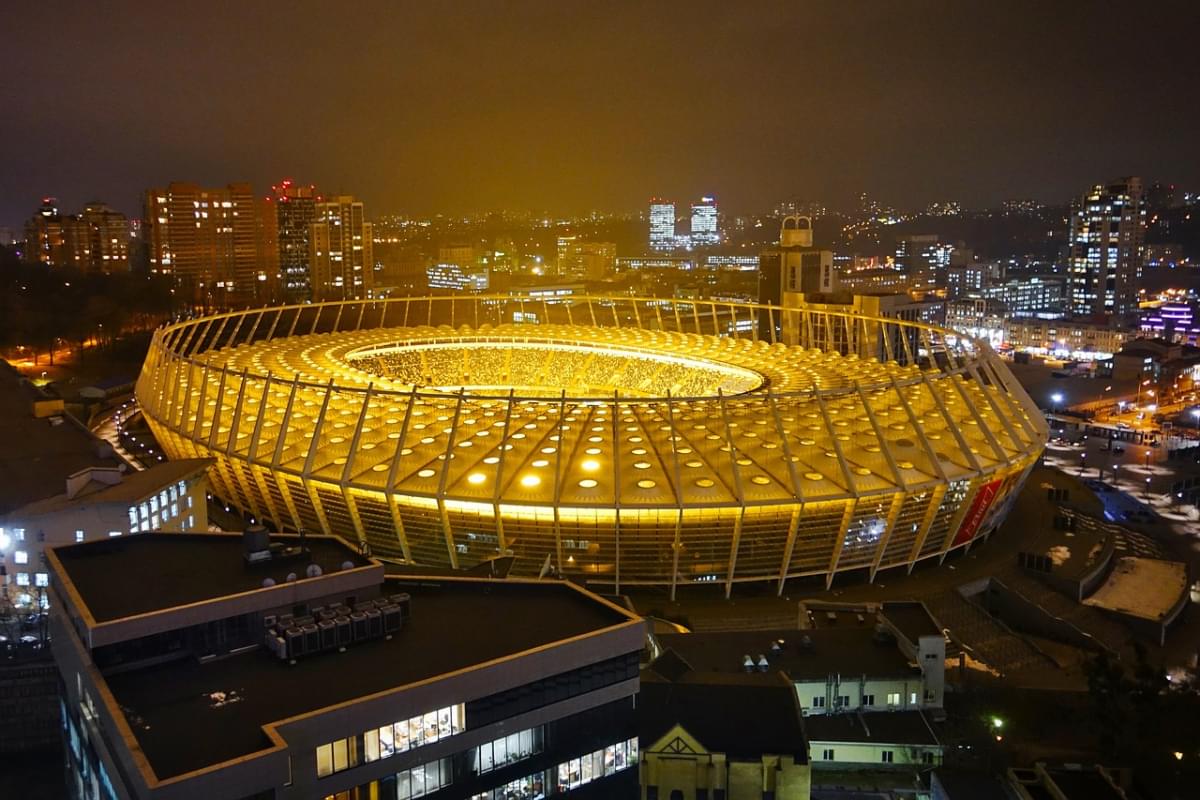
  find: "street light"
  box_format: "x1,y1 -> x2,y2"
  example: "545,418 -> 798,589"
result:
1051,392 -> 1064,415
1145,476 -> 1152,500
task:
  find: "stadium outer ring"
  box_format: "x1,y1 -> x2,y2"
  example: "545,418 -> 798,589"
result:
135,294 -> 1048,597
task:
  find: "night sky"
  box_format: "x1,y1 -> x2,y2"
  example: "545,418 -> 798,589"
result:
3,1 -> 1198,227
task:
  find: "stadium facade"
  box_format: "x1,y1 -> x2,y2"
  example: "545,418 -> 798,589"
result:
135,295 -> 1047,596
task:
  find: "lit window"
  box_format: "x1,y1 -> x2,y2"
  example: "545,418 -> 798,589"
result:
75,531 -> 85,543
108,531 -> 121,538
35,573 -> 48,587
14,550 -> 28,565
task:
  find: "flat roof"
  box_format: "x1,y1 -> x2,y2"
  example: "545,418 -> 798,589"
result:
54,533 -> 371,623
881,602 -> 942,643
1083,557 -> 1188,622
102,577 -> 636,779
803,709 -> 938,746
933,769 -> 1015,800
656,627 -> 917,681
1045,768 -> 1125,800
639,671 -> 808,761
11,458 -> 211,517
0,361 -> 125,515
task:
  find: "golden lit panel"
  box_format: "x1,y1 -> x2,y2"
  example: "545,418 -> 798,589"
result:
136,294 -> 1047,592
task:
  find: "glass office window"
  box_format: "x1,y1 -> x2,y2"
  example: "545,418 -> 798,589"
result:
475,727 -> 543,774
555,738 -> 637,792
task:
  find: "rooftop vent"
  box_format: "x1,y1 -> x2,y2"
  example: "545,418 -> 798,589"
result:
799,634 -> 814,651
771,638 -> 785,652
756,654 -> 769,672
243,524 -> 271,562
742,654 -> 755,672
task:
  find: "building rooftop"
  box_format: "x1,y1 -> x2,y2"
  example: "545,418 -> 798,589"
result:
880,601 -> 943,643
0,361 -> 126,516
803,709 -> 939,746
99,577 -> 636,779
1083,556 -> 1188,622
11,458 -> 212,518
1041,767 -> 1125,800
638,671 -> 808,762
932,769 -> 1015,800
655,626 -> 917,681
54,532 -> 372,623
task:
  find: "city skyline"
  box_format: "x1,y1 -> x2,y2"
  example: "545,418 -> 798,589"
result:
3,2 -> 1200,229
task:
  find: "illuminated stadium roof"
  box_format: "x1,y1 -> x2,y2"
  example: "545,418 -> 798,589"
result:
136,295 -> 1047,595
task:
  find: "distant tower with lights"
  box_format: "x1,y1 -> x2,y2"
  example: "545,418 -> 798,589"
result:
689,196 -> 720,246
1067,177 -> 1146,319
269,179 -> 319,301
649,199 -> 675,251
309,196 -> 373,301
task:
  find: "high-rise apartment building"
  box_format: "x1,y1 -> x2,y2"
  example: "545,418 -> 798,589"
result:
145,182 -> 262,302
79,202 -> 131,273
1067,177 -> 1146,318
649,199 -> 675,251
689,196 -> 719,246
23,198 -> 66,266
310,195 -> 373,300
269,179 -> 319,300
23,199 -> 129,272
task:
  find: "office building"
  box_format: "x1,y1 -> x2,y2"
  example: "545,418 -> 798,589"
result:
945,298 -> 1009,349
48,530 -> 642,799
1004,318 -> 1132,360
310,195 -> 374,300
895,235 -> 953,291
649,199 -> 675,251
1140,302 -> 1200,345
145,182 -> 263,302
689,196 -> 719,246
759,216 -> 836,338
838,268 -> 910,295
640,669 -> 811,799
651,601 -> 945,774
1067,177 -> 1146,318
0,362 -> 207,612
975,276 -> 1066,318
704,254 -> 759,272
270,179 -> 319,300
615,255 -> 694,271
426,262 -> 489,292
556,238 -> 616,280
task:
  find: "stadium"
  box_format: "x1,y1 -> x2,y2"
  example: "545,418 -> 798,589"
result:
135,294 -> 1047,595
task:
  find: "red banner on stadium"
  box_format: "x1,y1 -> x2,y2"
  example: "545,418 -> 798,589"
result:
951,478 -> 1003,547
